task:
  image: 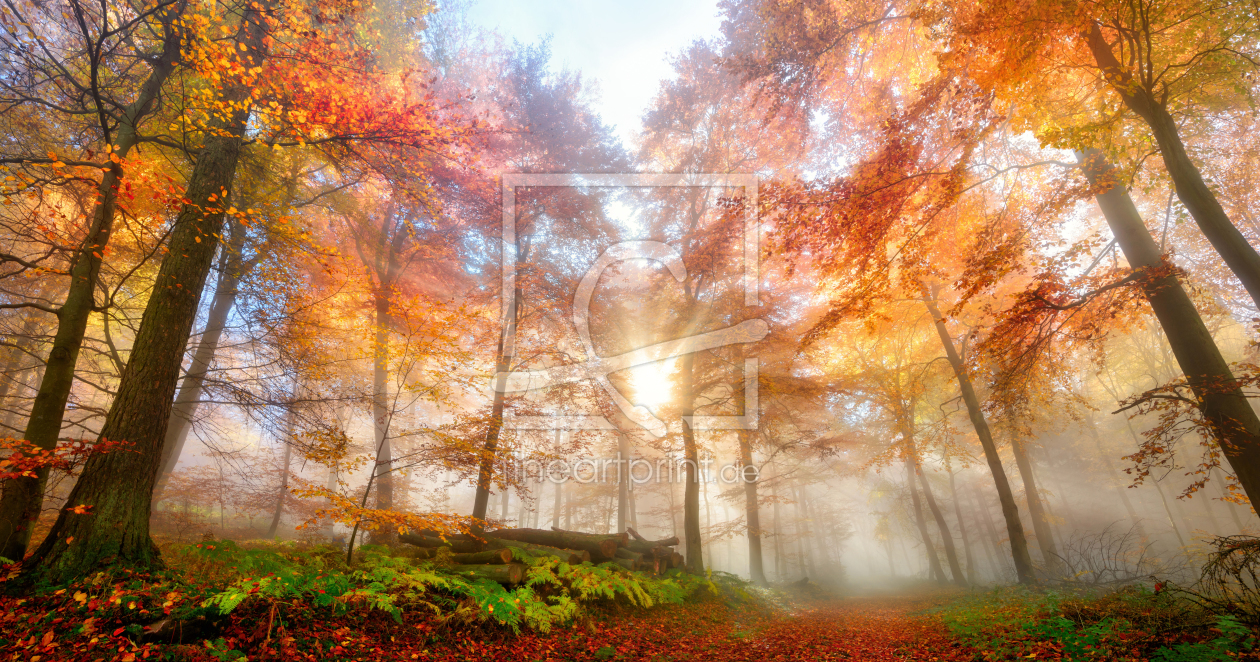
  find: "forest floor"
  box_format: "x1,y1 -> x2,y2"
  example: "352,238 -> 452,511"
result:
0,573 -> 978,661
372,589 -> 977,662
3,537 -> 1256,662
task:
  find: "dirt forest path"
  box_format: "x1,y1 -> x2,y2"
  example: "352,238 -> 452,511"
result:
393,591 -> 979,661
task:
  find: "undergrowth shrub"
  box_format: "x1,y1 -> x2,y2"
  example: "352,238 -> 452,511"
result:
1184,535 -> 1260,626
936,584 -> 1258,661
185,539 -> 718,633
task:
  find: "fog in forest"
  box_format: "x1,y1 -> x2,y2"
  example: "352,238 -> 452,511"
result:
4,0 -> 1260,657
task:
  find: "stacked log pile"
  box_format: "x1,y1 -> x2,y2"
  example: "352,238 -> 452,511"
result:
399,526 -> 681,585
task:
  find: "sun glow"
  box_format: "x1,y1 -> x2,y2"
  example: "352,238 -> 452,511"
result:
628,360 -> 675,411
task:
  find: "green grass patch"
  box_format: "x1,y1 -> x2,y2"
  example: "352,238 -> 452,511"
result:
933,585 -> 1259,661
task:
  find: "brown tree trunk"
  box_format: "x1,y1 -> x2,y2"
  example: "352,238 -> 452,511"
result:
906,457 -> 945,583
738,429 -> 767,584
369,287 -> 394,545
153,216 -> 250,501
1,361 -> 43,434
499,484 -> 510,523
1087,24 -> 1260,310
23,4 -> 272,582
490,527 -> 624,560
266,382 -> 300,539
923,293 -> 1036,583
472,238 -> 529,534
969,484 -> 1010,579
0,314 -> 45,426
910,452 -> 966,586
0,27 -> 181,562
680,349 -> 704,573
550,432 -> 563,530
772,480 -> 783,580
154,156 -> 285,500
1009,430 -> 1061,576
946,464 -> 977,584
792,486 -> 811,578
1079,149 -> 1260,511
616,431 -> 629,533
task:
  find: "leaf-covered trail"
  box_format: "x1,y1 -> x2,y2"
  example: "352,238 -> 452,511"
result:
378,592 -> 977,661
710,595 -> 976,661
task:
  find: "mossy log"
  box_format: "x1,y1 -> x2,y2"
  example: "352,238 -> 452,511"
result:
448,563 -> 526,585
399,533 -> 481,553
605,557 -> 636,571
614,547 -> 644,563
505,542 -> 590,565
400,532 -> 592,565
396,546 -> 434,560
491,528 -> 624,560
451,548 -> 513,564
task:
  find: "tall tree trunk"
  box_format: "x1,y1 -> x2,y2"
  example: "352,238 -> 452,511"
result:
1009,430 -> 1061,576
882,528 -> 897,577
0,365 -> 41,434
923,293 -> 1036,583
369,287 -> 394,545
499,484 -> 510,522
1087,24 -> 1260,310
154,154 -> 285,499
563,486 -> 572,530
617,431 -> 629,533
153,216 -> 250,500
629,485 -> 638,532
772,480 -> 783,580
266,382 -> 300,538
1079,149 -> 1260,510
551,430 -> 563,529
964,484 -> 1000,582
23,4 -> 271,582
703,464 -> 713,570
970,484 -> 1009,579
0,27 -> 181,562
738,429 -> 767,584
946,464 -> 977,584
906,458 -> 945,583
793,486 -> 811,578
0,314 -> 45,427
801,487 -> 827,576
472,238 -> 529,534
679,349 -> 704,573
910,452 -> 966,586
323,463 -> 338,540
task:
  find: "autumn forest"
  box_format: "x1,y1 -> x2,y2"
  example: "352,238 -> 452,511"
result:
2,0 -> 1260,659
